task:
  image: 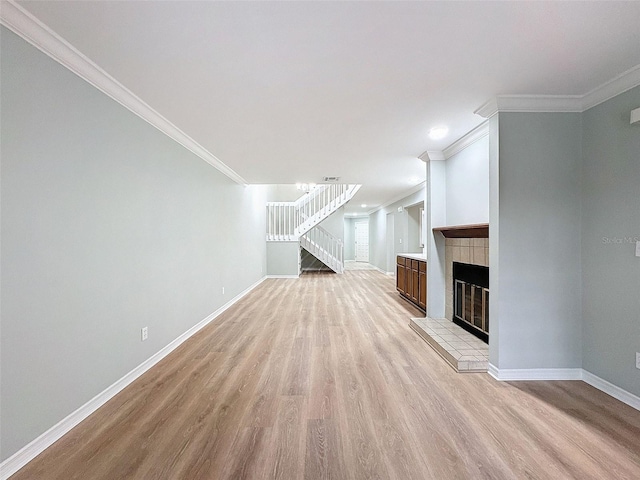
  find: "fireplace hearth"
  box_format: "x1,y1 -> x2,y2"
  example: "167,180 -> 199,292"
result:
453,262 -> 489,343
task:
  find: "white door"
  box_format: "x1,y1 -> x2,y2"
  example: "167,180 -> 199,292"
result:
354,222 -> 369,262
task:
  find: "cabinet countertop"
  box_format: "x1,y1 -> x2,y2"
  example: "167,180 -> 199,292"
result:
397,253 -> 426,261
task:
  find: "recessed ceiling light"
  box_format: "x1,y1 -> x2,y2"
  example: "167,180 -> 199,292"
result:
361,204 -> 367,208
429,126 -> 449,140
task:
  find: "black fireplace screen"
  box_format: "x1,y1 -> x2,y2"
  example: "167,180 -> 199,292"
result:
453,262 -> 489,342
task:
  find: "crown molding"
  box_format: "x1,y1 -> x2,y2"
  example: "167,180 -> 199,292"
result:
0,0 -> 247,186
476,64 -> 640,118
418,151 -> 430,162
419,122 -> 489,162
582,64 -> 640,111
474,98 -> 499,119
423,150 -> 445,161
367,181 -> 426,216
474,95 -> 583,118
442,121 -> 489,159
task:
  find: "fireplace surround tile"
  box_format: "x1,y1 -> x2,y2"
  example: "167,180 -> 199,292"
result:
446,236 -> 491,316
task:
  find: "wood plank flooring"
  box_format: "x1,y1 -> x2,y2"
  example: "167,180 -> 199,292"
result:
11,271 -> 640,479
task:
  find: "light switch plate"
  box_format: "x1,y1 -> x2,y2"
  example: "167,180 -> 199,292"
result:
636,241 -> 640,257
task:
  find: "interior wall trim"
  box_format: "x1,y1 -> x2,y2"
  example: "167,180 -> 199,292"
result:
442,121 -> 490,159
581,369 -> 640,411
475,64 -> 640,118
0,0 -> 247,186
366,181 -> 426,216
581,64 -> 640,111
0,276 -> 267,480
488,366 -> 583,381
369,264 -> 393,276
488,365 -> 640,412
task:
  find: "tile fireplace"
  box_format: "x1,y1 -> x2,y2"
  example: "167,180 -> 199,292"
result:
445,237 -> 490,343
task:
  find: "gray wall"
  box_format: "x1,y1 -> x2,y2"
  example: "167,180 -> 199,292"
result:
406,203 -> 424,253
268,184 -> 300,202
445,135 -> 489,226
0,28 -> 268,460
368,186 -> 425,271
494,112 -> 583,369
267,242 -> 300,275
581,86 -> 640,396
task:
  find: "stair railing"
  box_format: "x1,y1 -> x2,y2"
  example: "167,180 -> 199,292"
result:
266,184 -> 360,241
300,225 -> 344,274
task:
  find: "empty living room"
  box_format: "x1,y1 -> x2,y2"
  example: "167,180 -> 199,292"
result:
1,1 -> 639,479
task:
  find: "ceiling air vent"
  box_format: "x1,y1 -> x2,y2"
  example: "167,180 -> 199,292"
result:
323,176 -> 340,182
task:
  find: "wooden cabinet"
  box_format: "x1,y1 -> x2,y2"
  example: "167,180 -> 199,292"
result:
418,261 -> 427,310
396,256 -> 406,294
396,255 -> 426,312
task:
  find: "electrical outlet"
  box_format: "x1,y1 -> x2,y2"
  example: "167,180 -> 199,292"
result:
141,327 -> 148,341
636,352 -> 640,370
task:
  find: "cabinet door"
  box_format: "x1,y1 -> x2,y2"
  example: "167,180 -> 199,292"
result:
411,268 -> 419,302
397,263 -> 405,294
404,264 -> 412,298
418,270 -> 427,309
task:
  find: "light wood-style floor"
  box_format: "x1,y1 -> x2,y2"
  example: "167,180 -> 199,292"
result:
12,271 -> 640,479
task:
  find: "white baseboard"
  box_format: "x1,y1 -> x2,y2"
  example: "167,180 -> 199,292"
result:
266,274 -> 299,279
487,363 -> 500,380
582,370 -> 640,411
371,264 -> 391,275
488,365 -> 583,381
0,276 -> 266,480
488,364 -> 640,412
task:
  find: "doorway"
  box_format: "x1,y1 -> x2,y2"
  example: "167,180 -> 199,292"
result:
354,221 -> 369,262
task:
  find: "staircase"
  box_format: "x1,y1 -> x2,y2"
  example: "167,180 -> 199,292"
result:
266,184 -> 360,273
300,226 -> 344,274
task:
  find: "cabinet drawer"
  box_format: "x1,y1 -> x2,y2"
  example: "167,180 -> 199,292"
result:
411,260 -> 419,270
419,261 -> 426,273
397,256 -> 406,266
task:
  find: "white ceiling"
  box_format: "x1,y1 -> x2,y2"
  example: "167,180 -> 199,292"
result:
15,1 -> 640,213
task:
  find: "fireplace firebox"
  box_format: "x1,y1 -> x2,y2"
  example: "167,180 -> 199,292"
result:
453,262 -> 489,343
